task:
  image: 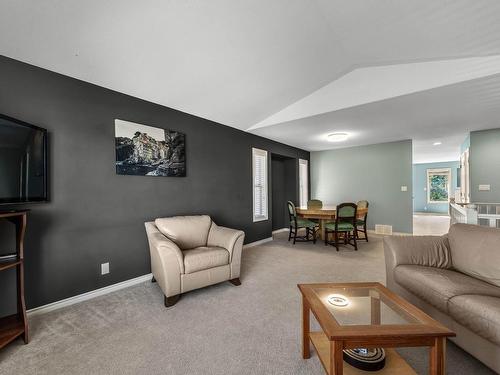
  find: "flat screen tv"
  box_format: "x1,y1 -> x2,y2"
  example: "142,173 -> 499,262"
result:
0,114 -> 48,205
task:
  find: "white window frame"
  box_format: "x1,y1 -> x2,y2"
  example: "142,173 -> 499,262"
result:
460,149 -> 470,204
299,159 -> 309,208
427,168 -> 451,204
252,147 -> 268,222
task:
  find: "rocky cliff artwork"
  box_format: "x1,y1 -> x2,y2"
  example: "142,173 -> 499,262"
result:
115,119 -> 186,177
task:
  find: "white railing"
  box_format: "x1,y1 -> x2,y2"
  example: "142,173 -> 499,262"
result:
450,202 -> 500,228
476,203 -> 500,228
449,203 -> 477,225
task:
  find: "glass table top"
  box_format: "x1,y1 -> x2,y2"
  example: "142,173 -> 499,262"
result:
312,285 -> 420,326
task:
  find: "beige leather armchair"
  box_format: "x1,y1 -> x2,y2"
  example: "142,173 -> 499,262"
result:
145,215 -> 245,307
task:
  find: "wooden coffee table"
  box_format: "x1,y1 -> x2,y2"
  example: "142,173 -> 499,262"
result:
298,282 -> 455,375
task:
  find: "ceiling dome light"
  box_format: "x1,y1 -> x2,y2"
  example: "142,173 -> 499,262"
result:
327,133 -> 349,142
433,141 -> 442,146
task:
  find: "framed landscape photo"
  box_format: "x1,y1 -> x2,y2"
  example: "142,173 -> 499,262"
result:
115,119 -> 186,177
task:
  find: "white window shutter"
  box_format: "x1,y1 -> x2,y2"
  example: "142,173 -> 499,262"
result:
252,148 -> 268,222
299,159 -> 308,207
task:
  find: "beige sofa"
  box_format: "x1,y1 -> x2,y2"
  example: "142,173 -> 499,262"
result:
145,215 -> 245,307
384,223 -> 500,373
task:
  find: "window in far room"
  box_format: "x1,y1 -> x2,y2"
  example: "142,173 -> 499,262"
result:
252,148 -> 268,222
427,168 -> 451,204
299,159 -> 308,207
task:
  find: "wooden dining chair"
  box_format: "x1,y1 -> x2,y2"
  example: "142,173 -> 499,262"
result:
307,199 -> 323,209
324,202 -> 358,251
307,199 -> 322,224
356,200 -> 369,242
287,201 -> 319,244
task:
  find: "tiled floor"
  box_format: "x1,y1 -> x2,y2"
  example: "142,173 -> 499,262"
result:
413,213 -> 450,235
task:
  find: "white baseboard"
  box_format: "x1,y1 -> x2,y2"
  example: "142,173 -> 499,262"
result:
27,235 -> 276,316
27,273 -> 153,317
413,212 -> 450,217
272,228 -> 288,234
25,227 -> 414,318
243,237 -> 273,248
26,234 -> 291,317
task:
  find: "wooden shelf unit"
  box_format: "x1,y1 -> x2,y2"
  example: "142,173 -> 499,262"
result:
0,315 -> 25,350
0,210 -> 29,350
0,257 -> 22,272
309,331 -> 416,375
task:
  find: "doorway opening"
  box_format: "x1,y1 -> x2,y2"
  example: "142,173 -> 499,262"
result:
271,154 -> 297,232
412,137 -> 467,235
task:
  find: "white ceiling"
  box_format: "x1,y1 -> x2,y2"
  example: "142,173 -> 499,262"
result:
253,72 -> 500,162
1,0 -> 500,162
251,56 -> 500,130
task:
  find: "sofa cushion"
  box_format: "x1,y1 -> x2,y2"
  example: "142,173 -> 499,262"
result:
155,215 -> 211,250
324,222 -> 355,231
394,265 -> 500,313
449,295 -> 500,345
291,218 -> 318,228
183,246 -> 229,274
449,223 -> 500,287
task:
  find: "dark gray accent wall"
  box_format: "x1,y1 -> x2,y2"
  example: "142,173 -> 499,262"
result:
470,128 -> 500,203
271,157 -> 286,231
0,55 -> 309,310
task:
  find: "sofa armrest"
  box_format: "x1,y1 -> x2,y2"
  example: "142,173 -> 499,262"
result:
208,223 -> 245,259
208,223 -> 245,279
145,222 -> 184,297
383,235 -> 451,289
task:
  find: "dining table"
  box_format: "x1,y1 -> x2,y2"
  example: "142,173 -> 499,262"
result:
295,205 -> 368,240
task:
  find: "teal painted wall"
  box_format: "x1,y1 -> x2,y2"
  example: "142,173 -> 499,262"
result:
412,161 -> 460,214
470,128 -> 500,203
311,140 -> 413,233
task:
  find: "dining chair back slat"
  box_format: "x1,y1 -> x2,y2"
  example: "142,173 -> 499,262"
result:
287,200 -> 297,218
287,200 -> 318,245
307,199 -> 323,209
324,202 -> 358,251
337,204 -> 356,219
357,200 -> 369,209
356,200 -> 369,242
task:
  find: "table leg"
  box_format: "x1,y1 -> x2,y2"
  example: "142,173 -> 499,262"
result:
302,297 -> 310,359
371,296 -> 381,325
429,337 -> 446,375
330,341 -> 343,375
320,219 -> 326,241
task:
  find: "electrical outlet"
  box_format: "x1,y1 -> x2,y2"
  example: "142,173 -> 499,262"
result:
478,184 -> 491,191
401,185 -> 408,192
101,262 -> 110,275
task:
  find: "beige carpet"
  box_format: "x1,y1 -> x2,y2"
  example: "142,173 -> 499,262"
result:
0,233 -> 494,375
413,214 -> 451,236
